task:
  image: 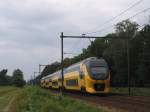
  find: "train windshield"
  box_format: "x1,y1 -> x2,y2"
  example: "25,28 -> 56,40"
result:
91,67 -> 107,74
88,59 -> 109,79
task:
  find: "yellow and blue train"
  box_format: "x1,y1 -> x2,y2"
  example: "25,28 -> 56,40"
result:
40,57 -> 110,94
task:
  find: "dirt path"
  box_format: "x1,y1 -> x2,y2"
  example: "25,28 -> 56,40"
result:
2,97 -> 15,112
0,87 -> 21,112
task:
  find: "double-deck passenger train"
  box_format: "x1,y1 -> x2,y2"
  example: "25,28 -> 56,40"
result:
40,57 -> 110,94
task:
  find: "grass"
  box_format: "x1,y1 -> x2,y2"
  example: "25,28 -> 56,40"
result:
111,87 -> 150,96
1,86 -> 150,112
0,86 -> 105,112
0,86 -> 16,95
0,86 -> 22,112
16,86 -> 105,112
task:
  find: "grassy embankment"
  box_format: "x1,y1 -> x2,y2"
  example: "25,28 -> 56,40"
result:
0,86 -> 105,112
1,86 -> 150,112
111,87 -> 150,96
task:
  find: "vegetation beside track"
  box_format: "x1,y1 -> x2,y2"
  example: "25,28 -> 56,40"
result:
111,87 -> 150,96
0,86 -> 105,112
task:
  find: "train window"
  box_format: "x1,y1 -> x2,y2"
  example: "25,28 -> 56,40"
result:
58,78 -> 62,82
88,59 -> 108,68
91,67 -> 107,74
46,82 -> 49,85
52,81 -> 58,86
49,79 -> 52,82
65,65 -> 80,73
66,79 -> 78,86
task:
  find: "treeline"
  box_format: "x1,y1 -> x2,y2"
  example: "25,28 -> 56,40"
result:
0,69 -> 26,87
37,20 -> 150,87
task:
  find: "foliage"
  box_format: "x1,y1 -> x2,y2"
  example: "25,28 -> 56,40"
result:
0,68 -> 26,87
41,62 -> 61,77
115,19 -> 139,38
135,25 -> 150,86
34,62 -> 61,85
16,86 -> 104,112
12,69 -> 26,87
111,87 -> 150,96
0,69 -> 11,85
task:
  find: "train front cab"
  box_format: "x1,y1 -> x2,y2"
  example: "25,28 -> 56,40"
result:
81,59 -> 110,94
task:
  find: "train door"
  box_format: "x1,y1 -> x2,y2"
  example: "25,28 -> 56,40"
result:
80,64 -> 86,92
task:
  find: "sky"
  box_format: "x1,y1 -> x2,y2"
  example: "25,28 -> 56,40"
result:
0,0 -> 150,80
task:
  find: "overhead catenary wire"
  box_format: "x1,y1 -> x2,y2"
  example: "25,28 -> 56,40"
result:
69,8 -> 150,58
86,8 -> 150,51
64,37 -> 83,56
66,34 -> 90,56
84,0 -> 145,35
85,8 -> 150,35
71,8 -> 149,57
72,38 -> 88,55
66,0 -> 147,57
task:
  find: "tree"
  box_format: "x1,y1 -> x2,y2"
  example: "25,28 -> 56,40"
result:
12,69 -> 26,87
115,19 -> 139,39
0,69 -> 8,85
135,25 -> 150,86
41,62 -> 61,77
88,38 -> 108,58
103,20 -> 139,86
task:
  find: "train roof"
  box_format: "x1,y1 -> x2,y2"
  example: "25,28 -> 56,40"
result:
66,57 -> 105,69
41,70 -> 61,80
41,57 -> 106,80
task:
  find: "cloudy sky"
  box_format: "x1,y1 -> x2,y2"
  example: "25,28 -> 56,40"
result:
0,0 -> 149,80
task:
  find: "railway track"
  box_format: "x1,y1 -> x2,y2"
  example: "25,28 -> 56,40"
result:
49,89 -> 150,112
73,95 -> 150,112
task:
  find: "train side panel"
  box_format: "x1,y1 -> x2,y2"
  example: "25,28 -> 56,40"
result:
51,76 -> 59,89
64,71 -> 80,90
